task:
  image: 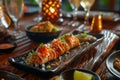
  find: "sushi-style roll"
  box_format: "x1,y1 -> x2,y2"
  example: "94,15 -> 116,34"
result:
63,34 -> 80,49
36,44 -> 57,64
51,39 -> 70,56
27,34 -> 80,65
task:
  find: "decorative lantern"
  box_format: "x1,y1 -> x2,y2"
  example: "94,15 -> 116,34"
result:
42,0 -> 61,23
90,15 -> 102,34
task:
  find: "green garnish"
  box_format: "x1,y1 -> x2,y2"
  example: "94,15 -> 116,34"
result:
46,65 -> 51,69
31,50 -> 35,54
58,38 -> 67,45
65,54 -> 67,57
52,26 -> 59,32
81,33 -> 88,37
61,34 -> 71,39
22,57 -> 25,60
39,43 -> 44,47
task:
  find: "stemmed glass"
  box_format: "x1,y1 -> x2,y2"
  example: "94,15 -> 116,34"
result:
68,0 -> 81,27
33,0 -> 42,22
79,0 -> 95,31
5,0 -> 24,36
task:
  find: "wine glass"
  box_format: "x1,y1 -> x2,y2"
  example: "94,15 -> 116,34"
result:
5,0 -> 24,36
80,0 -> 95,31
33,0 -> 42,22
68,0 -> 81,27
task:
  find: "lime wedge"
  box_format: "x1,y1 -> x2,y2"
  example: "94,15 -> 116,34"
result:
74,70 -> 93,80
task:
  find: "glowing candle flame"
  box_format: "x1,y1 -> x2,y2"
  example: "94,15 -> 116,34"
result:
49,7 -> 55,13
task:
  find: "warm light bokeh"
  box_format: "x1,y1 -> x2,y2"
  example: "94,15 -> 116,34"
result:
42,0 -> 61,23
90,14 -> 102,34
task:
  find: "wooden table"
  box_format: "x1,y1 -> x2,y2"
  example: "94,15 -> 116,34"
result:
0,11 -> 120,80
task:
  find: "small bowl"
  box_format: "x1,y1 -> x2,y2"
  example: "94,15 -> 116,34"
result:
0,42 -> 16,53
25,25 -> 62,43
106,50 -> 120,78
60,69 -> 101,80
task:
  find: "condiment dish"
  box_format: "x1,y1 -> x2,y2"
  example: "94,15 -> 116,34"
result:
0,42 -> 16,53
25,25 -> 62,43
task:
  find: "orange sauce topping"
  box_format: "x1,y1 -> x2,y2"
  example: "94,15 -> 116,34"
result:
0,43 -> 14,49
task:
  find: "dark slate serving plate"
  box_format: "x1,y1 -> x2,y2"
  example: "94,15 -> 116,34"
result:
106,50 -> 120,78
0,70 -> 24,80
8,33 -> 104,77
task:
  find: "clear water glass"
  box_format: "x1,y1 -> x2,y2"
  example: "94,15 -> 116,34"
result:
5,0 -> 24,36
33,0 -> 42,22
80,0 -> 95,31
68,0 -> 81,20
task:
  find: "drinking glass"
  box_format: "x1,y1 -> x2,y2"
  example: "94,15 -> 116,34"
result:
5,0 -> 24,36
68,0 -> 81,26
80,0 -> 95,31
33,0 -> 42,22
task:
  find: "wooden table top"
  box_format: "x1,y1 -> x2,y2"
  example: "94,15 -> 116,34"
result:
0,11 -> 120,80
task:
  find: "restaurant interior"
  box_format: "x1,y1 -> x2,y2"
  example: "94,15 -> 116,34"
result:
0,0 -> 120,80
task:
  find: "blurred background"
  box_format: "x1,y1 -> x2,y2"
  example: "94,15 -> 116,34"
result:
62,0 -> 120,12
24,0 -> 120,12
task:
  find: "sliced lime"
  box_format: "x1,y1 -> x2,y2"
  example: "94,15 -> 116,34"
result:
74,70 -> 93,80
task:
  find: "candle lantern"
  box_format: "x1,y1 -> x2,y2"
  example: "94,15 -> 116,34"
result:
42,0 -> 61,23
90,15 -> 102,34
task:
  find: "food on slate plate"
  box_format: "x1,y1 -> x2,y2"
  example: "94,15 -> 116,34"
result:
74,70 -> 94,80
25,34 -> 80,64
0,43 -> 14,49
113,58 -> 120,72
76,33 -> 97,43
25,33 -> 97,65
30,21 -> 59,32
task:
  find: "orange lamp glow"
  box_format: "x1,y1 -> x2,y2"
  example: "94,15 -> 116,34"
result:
42,0 -> 61,23
90,15 -> 102,34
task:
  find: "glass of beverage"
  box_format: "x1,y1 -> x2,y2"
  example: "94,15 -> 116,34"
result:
33,0 -> 42,22
68,0 -> 81,26
5,0 -> 24,36
80,0 -> 95,31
